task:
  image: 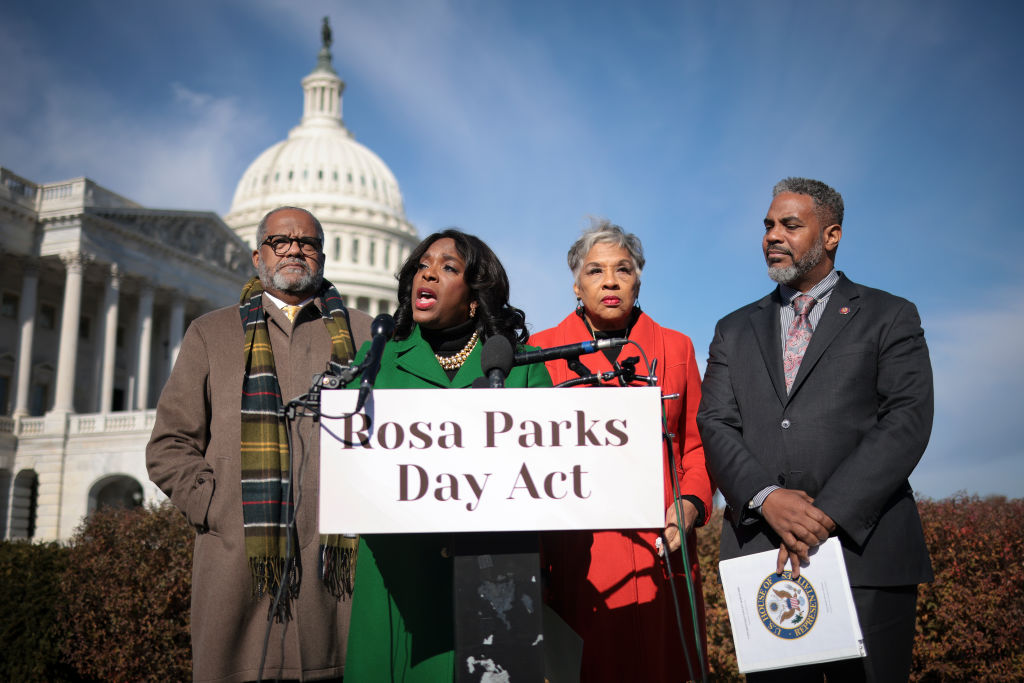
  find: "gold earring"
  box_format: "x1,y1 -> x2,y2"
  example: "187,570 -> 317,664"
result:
469,302 -> 477,318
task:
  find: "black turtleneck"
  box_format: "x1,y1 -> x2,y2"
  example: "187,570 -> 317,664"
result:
577,307 -> 641,363
419,317 -> 481,380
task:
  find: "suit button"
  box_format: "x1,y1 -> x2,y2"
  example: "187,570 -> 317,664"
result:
781,419 -> 791,429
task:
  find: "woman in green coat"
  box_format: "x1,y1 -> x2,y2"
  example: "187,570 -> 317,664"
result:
344,229 -> 551,682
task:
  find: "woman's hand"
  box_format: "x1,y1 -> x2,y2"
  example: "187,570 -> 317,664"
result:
663,498 -> 698,552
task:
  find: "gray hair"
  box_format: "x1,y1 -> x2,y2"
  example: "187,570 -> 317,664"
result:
255,206 -> 325,246
567,219 -> 645,286
772,177 -> 844,227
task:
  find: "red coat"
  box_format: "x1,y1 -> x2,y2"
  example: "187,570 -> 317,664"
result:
529,311 -> 712,683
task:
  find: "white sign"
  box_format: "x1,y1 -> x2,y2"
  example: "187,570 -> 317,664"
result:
319,386 -> 665,534
719,538 -> 865,673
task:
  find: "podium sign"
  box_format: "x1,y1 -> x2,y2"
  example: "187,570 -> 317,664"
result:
319,386 -> 664,534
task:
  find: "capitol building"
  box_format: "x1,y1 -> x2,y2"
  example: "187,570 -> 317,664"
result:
0,24 -> 419,541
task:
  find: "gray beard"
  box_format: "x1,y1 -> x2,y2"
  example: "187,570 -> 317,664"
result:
767,237 -> 824,285
258,257 -> 323,295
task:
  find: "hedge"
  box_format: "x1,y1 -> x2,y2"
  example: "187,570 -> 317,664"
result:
0,495 -> 1021,680
58,503 -> 193,682
696,495 -> 1024,682
0,539 -> 77,681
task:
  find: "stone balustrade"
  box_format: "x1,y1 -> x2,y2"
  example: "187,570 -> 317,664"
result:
6,411 -> 157,437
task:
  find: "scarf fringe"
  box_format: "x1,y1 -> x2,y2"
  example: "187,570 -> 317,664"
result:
250,555 -> 301,623
320,538 -> 359,600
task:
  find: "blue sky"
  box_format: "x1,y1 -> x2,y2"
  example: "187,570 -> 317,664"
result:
2,0 -> 1022,499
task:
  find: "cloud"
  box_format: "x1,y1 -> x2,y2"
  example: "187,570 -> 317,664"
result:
913,291 -> 1024,498
0,17 -> 272,214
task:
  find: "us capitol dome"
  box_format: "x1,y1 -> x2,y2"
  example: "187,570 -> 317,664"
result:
224,18 -> 419,316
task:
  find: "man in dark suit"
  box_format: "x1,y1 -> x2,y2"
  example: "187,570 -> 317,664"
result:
697,178 -> 933,682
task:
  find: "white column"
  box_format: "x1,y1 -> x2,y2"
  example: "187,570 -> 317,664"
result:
98,265 -> 121,413
134,283 -> 154,411
168,298 -> 185,375
52,252 -> 86,413
12,263 -> 39,417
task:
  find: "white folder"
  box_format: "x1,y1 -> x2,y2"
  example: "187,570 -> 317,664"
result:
718,537 -> 866,673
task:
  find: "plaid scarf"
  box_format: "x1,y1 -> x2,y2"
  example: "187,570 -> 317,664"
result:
238,276 -> 358,620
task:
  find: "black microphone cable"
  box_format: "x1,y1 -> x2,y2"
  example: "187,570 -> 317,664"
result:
256,356 -> 376,683
257,401 -> 301,683
662,425 -> 709,683
547,338 -> 707,682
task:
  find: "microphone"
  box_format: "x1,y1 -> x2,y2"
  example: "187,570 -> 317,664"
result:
354,314 -> 396,412
513,338 -> 628,366
480,335 -> 514,388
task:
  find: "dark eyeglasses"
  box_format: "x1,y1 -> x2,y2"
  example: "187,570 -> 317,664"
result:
261,234 -> 323,256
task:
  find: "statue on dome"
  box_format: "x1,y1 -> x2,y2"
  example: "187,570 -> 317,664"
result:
321,17 -> 332,50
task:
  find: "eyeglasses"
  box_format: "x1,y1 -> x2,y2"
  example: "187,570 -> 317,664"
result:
261,234 -> 323,256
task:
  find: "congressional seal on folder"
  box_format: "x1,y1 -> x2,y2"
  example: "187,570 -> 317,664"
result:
718,537 -> 866,673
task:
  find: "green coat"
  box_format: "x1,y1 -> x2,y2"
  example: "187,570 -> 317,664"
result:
344,326 -> 552,682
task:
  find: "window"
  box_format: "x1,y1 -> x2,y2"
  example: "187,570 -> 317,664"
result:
116,325 -> 125,348
90,475 -> 143,512
79,315 -> 91,340
369,241 -> 376,266
9,470 -> 38,539
1,292 -> 18,318
30,382 -> 48,416
334,237 -> 341,261
351,238 -> 359,263
39,304 -> 56,329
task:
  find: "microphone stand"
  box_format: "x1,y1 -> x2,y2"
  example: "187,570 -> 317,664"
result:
453,347 -> 545,682
550,351 -> 707,681
555,356 -> 655,388
257,359 -> 366,683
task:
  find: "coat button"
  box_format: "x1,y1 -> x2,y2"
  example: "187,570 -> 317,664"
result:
781,419 -> 791,429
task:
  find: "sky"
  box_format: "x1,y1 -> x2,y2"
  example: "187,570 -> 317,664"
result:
2,0 -> 1022,500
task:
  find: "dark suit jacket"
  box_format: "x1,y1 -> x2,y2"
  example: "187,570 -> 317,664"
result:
697,273 -> 934,586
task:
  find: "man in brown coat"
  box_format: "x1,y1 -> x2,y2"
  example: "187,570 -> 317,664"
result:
147,206 -> 372,682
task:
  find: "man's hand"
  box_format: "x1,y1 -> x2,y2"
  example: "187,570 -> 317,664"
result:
664,499 -> 699,552
761,489 -> 836,575
776,544 -> 804,577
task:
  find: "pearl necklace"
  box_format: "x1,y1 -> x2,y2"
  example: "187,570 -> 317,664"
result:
435,330 -> 480,370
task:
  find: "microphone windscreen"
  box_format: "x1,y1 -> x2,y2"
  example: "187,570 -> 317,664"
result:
480,335 -> 514,375
371,313 -> 396,339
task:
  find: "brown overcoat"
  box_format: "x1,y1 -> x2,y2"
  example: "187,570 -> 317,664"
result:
147,296 -> 372,682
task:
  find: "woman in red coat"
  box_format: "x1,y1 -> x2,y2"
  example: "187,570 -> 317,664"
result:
530,220 -> 713,682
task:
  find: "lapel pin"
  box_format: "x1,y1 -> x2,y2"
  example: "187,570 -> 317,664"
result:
839,306 -> 850,315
